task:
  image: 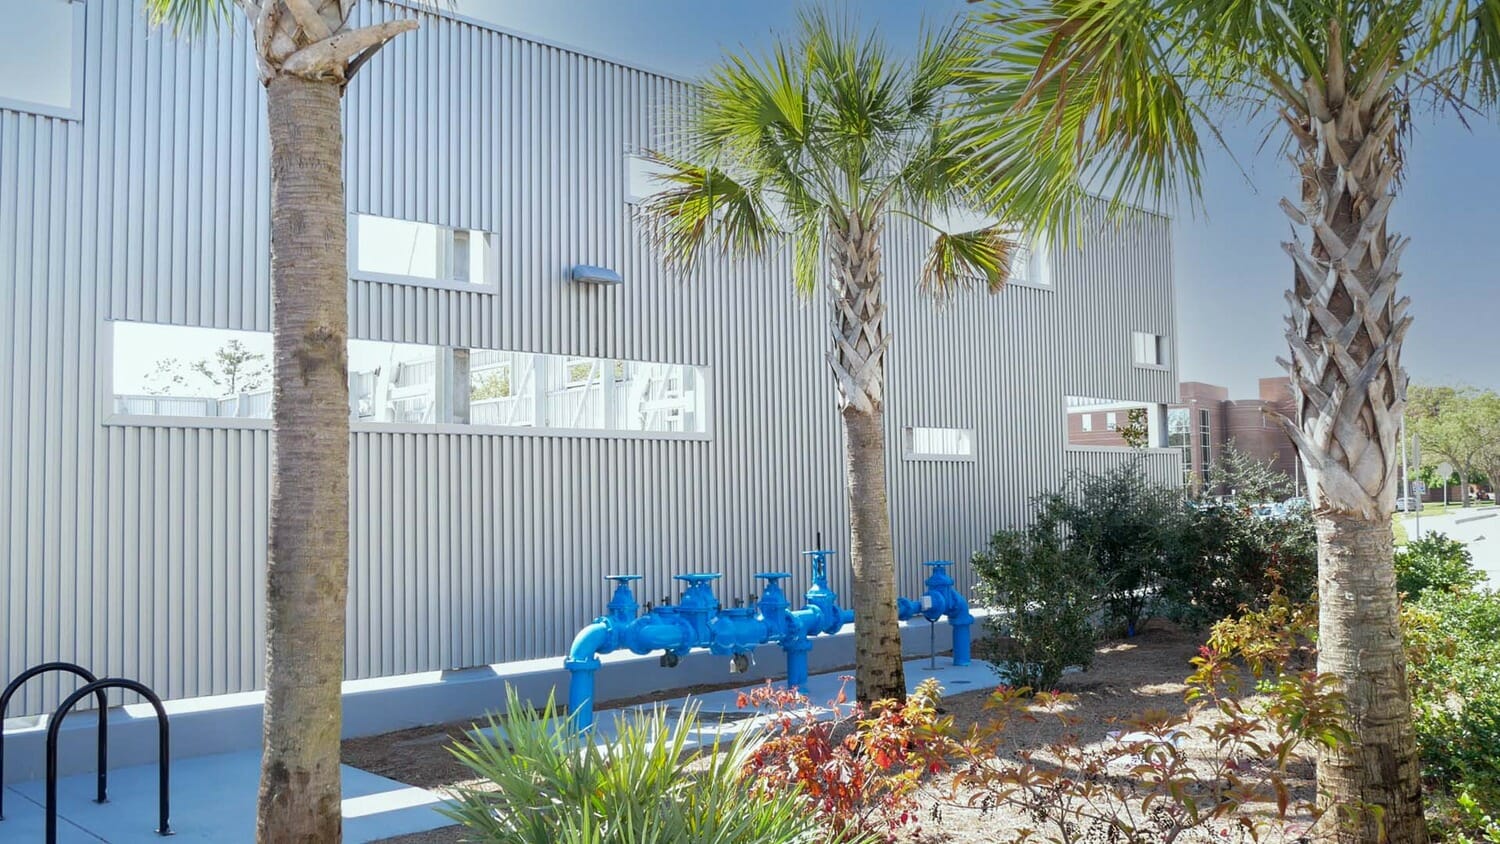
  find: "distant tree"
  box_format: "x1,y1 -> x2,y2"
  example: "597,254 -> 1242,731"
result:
1209,444 -> 1295,503
470,370 -> 512,401
142,358 -> 189,395
192,339 -> 267,394
1409,385 -> 1500,507
1118,407 -> 1150,449
145,340 -> 269,396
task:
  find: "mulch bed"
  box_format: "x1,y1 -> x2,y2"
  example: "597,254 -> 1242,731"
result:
352,621 -> 1312,843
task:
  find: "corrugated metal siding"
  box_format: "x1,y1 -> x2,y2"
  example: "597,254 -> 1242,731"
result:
0,1 -> 1179,716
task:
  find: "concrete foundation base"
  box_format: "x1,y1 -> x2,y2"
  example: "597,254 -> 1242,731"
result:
3,613 -> 987,785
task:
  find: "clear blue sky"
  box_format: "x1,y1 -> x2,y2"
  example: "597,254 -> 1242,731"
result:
458,0 -> 1499,398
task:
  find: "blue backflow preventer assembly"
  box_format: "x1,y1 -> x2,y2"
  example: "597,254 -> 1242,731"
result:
562,547 -> 974,731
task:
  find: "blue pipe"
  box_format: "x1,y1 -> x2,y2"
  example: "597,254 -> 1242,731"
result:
561,554 -> 974,732
563,621 -> 612,729
896,561 -> 975,666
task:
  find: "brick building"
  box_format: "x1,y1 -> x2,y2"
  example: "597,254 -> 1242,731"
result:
1070,377 -> 1303,495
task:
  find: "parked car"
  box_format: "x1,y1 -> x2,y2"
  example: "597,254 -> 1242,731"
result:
1395,496 -> 1420,512
1254,502 -> 1284,519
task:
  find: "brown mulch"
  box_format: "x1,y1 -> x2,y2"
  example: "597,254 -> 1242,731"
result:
353,622 -> 1313,843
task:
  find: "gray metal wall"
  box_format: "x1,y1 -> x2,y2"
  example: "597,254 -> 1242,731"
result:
0,1 -> 1179,716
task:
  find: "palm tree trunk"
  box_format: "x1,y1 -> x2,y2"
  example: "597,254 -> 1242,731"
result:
841,406 -> 906,703
1314,513 -> 1426,844
828,213 -> 906,704
1278,29 -> 1427,843
258,73 -> 350,844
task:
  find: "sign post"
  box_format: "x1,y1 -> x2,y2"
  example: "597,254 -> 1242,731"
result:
1438,461 -> 1455,512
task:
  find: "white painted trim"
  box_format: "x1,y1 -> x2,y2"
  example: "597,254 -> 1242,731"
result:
350,421 -> 712,442
0,0 -> 86,122
1065,445 -> 1181,456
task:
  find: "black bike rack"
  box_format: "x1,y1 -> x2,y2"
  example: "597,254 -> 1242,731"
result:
0,666 -> 172,842
46,678 -> 172,841
0,662 -> 109,820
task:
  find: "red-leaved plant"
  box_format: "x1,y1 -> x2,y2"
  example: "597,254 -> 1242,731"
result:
736,676 -> 954,842
942,589 -> 1367,843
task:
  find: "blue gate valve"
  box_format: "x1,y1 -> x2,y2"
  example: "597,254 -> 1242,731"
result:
673,573 -> 722,642
604,574 -> 642,625
801,550 -> 853,635
754,572 -> 793,626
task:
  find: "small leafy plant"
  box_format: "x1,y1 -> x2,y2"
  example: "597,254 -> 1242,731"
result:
737,677 -> 953,842
443,687 -> 832,843
940,595 -> 1356,844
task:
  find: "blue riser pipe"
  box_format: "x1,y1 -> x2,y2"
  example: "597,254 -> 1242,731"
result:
561,556 -> 973,733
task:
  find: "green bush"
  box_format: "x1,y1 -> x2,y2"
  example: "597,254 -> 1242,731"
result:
1403,587 -> 1500,822
972,523 -> 1099,689
1041,467 -> 1180,635
1004,462 -> 1315,635
1395,532 -> 1483,597
1158,501 -> 1318,628
443,688 -> 834,843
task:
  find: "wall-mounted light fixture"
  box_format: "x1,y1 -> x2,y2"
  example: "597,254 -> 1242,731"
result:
570,264 -> 622,286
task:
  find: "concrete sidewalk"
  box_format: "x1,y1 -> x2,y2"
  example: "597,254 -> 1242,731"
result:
2,657 -> 1000,842
0,751 -> 448,843
1406,509 -> 1500,588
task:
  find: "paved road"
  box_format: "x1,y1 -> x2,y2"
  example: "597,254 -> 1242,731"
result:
1406,509 -> 1500,589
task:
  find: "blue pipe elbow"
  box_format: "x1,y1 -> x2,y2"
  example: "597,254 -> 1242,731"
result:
564,621 -> 614,730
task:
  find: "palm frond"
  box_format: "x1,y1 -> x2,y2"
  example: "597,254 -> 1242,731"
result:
143,0 -> 234,34
922,226 -> 1014,298
955,0 -> 1211,239
636,150 -> 783,278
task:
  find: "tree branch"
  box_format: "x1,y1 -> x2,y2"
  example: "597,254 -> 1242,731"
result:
282,18 -> 418,78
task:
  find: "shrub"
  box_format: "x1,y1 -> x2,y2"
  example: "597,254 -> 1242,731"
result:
972,523 -> 1099,689
1159,502 -> 1318,628
738,678 -> 951,842
1394,532 -> 1483,597
1403,587 -> 1500,826
1044,466 -> 1181,634
443,687 -> 832,843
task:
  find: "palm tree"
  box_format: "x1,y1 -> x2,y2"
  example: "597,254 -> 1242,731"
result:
957,1 -> 1498,840
143,2 -> 416,840
636,10 -> 1014,704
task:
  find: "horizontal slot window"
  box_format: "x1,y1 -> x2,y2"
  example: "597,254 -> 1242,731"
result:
111,323 -> 272,420
0,0 -> 83,120
350,214 -> 496,290
108,322 -> 709,438
1066,396 -> 1151,449
903,426 -> 975,461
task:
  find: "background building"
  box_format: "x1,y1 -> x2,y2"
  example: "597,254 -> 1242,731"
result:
0,0 -> 1180,716
1068,377 -> 1304,495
